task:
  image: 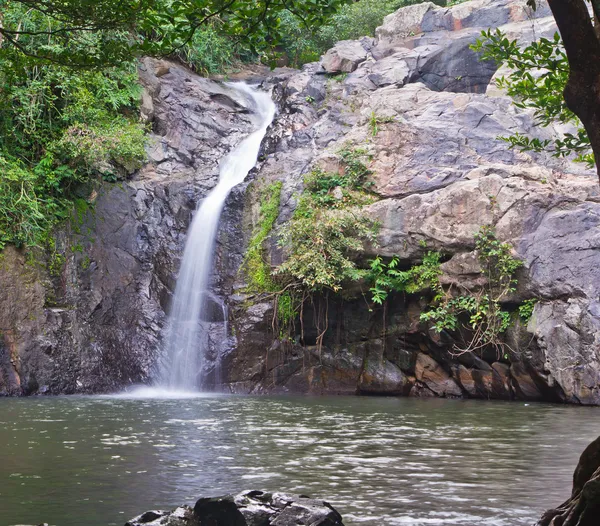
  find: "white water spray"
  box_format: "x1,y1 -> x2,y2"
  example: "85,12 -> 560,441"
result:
161,83 -> 276,391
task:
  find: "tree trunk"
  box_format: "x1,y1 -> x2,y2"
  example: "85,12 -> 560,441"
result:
537,436 -> 600,526
547,0 -> 600,181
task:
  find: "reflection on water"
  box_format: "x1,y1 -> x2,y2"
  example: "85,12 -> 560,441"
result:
0,395 -> 598,526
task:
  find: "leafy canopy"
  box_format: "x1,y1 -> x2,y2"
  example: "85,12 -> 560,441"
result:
0,0 -> 352,67
0,2 -> 147,249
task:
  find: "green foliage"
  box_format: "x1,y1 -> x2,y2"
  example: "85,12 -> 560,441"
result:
277,291 -> 296,327
420,226 -> 523,354
368,252 -> 442,305
368,112 -> 394,137
365,228 -> 525,355
46,236 -> 66,277
472,29 -> 594,167
297,147 -> 375,210
475,225 -> 523,292
0,156 -> 64,249
519,298 -> 538,322
80,255 -> 92,271
174,22 -> 248,76
53,119 -> 147,178
0,0 -> 351,68
244,182 -> 282,293
275,148 -> 378,293
276,205 -> 376,292
0,3 -> 146,249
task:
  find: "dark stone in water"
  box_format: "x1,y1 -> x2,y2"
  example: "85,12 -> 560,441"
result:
125,491 -> 344,526
194,496 -> 246,526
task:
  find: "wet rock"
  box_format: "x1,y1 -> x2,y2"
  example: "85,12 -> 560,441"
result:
126,491 -> 345,526
358,357 -> 413,395
126,507 -> 195,526
490,362 -> 512,399
453,364 -> 491,398
510,361 -> 543,401
415,353 -> 463,397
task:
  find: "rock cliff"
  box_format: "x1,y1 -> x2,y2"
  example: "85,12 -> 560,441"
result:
1,0 -> 599,403
226,0 -> 600,404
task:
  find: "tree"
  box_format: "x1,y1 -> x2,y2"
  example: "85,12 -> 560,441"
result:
0,0 -> 350,67
473,31 -> 594,169
544,0 -> 600,180
474,1 -> 600,181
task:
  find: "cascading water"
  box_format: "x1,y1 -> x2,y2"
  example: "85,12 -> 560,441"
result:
161,83 -> 276,391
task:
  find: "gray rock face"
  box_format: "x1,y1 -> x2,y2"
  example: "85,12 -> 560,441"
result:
224,0 -> 600,405
321,40 -> 369,74
0,58 -> 257,394
125,491 -> 344,526
1,0 -> 599,405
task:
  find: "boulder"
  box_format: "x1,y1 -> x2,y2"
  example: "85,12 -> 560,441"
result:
126,491 -> 345,526
510,361 -> 543,400
452,364 -> 496,399
491,362 -> 512,399
415,353 -> 463,397
358,356 -> 413,395
376,2 -> 437,46
126,507 -> 195,526
321,40 -> 368,73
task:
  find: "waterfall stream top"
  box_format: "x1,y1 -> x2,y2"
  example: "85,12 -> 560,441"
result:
160,82 -> 276,393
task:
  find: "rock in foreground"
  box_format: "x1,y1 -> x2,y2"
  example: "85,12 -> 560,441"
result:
126,491 -> 345,526
537,436 -> 600,526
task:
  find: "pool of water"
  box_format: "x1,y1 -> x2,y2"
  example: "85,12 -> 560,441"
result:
0,394 -> 598,526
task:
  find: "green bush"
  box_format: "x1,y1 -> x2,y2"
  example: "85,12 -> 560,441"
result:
275,148 -> 378,293
0,4 -> 146,250
420,227 -> 523,355
366,227 -> 524,356
368,252 -> 443,305
276,204 -> 376,292
175,23 -> 249,76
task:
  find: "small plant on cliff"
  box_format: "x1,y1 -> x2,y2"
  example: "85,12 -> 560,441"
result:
275,147 -> 378,293
368,252 -> 442,305
243,181 -> 283,293
420,226 -> 523,356
368,112 -> 395,137
518,298 -> 538,322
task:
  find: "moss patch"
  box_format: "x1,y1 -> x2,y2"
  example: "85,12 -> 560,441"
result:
244,181 -> 283,292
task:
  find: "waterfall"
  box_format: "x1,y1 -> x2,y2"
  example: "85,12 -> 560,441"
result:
162,83 -> 276,391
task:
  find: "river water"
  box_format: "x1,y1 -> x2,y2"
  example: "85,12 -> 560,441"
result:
0,395 -> 598,526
